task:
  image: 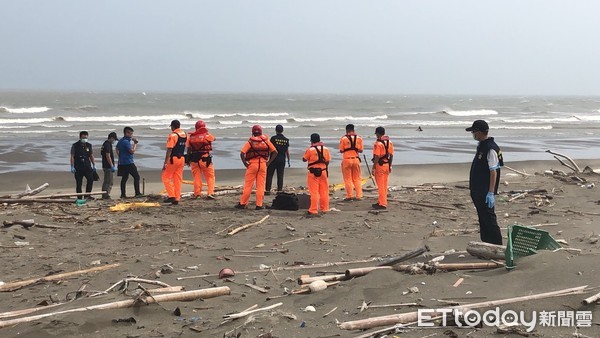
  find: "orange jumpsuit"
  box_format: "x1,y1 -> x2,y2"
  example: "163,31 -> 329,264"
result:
339,133 -> 364,199
186,131 -> 216,196
373,137 -> 394,207
303,144 -> 331,214
240,135 -> 276,207
162,129 -> 187,201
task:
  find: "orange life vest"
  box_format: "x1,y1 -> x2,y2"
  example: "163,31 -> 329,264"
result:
246,135 -> 270,161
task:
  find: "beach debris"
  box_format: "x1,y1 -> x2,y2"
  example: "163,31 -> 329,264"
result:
303,306 -> 316,312
496,323 -> 534,336
344,261 -> 502,279
90,277 -> 173,297
223,302 -> 283,321
453,278 -> 464,287
292,281 -> 339,294
503,166 -> 531,177
546,150 -> 582,173
109,202 -> 160,212
582,291 -> 600,305
338,285 -> 588,331
112,317 -> 137,324
0,198 -> 77,205
0,287 -> 231,329
177,257 -> 383,280
227,215 -> 270,236
408,287 -> 419,293
357,301 -> 419,312
308,280 -> 328,293
218,268 -> 235,279
0,263 -> 120,292
12,183 -> 50,198
4,219 -> 74,230
390,199 -> 457,210
244,283 -> 269,294
378,245 -> 430,266
466,241 -> 506,260
297,274 -> 346,285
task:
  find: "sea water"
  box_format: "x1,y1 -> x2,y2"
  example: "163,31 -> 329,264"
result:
1,92 -> 599,173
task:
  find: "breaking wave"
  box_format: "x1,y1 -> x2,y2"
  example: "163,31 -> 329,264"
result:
443,110 -> 499,117
0,106 -> 51,114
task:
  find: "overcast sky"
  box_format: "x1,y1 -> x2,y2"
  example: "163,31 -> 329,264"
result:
2,0 -> 599,95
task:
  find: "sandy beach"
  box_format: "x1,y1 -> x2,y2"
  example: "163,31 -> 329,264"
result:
1,159 -> 599,337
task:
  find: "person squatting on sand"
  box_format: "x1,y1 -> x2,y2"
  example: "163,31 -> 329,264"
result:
116,126 -> 142,198
372,126 -> 394,209
467,119 -> 504,245
265,124 -> 290,195
236,125 -> 278,210
162,120 -> 187,205
70,131 -> 97,200
100,132 -> 118,199
339,123 -> 364,201
186,120 -> 216,200
303,133 -> 331,216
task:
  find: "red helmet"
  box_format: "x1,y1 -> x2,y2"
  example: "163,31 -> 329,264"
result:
252,125 -> 262,136
195,120 -> 206,130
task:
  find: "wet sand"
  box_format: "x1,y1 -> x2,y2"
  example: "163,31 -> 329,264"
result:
0,159 -> 599,337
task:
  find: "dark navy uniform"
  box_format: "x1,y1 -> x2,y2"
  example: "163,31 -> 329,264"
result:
469,137 -> 503,245
71,140 -> 94,199
266,133 -> 290,193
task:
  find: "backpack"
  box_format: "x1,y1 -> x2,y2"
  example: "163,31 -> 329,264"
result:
270,192 -> 299,211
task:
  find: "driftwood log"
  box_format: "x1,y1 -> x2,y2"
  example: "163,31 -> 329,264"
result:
29,191 -> 106,199
377,245 -> 429,266
222,302 -> 282,321
0,198 -> 75,204
339,285 -> 587,330
390,199 -> 456,210
177,257 -> 381,280
0,287 -> 231,329
466,241 -> 507,260
345,262 -> 503,279
13,183 -> 49,198
546,150 -> 582,173
298,274 -> 347,285
0,264 -> 120,292
582,291 -> 600,305
3,220 -> 74,230
227,215 -> 270,236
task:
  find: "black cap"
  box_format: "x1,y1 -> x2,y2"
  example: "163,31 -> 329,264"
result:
310,133 -> 320,143
275,124 -> 284,133
170,120 -> 181,129
466,120 -> 489,132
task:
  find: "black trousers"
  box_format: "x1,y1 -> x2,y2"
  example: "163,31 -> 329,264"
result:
119,164 -> 141,197
471,191 -> 503,245
74,169 -> 94,199
266,160 -> 286,192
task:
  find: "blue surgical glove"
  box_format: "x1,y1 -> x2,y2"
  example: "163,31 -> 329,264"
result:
111,166 -> 117,173
70,165 -> 75,174
485,192 -> 495,208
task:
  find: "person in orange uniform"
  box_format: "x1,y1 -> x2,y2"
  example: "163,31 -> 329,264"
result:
372,126 -> 394,209
162,120 -> 187,205
339,123 -> 364,201
303,133 -> 331,216
236,125 -> 277,210
186,120 -> 216,199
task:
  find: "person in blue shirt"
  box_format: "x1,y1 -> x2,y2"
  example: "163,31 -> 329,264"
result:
115,126 -> 142,198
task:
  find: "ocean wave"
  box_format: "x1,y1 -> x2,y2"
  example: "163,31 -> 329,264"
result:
41,124 -> 73,128
182,111 -> 290,119
0,125 -> 29,129
57,114 -> 191,123
0,106 -> 51,114
0,117 -> 53,124
494,125 -> 553,130
290,115 -> 388,123
443,110 -> 499,117
73,105 -> 98,111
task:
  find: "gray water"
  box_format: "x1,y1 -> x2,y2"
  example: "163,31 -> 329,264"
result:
1,92 -> 599,173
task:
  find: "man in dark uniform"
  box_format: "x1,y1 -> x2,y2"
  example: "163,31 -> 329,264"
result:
70,131 -> 96,200
265,124 -> 290,195
466,120 -> 504,245
101,132 -> 118,199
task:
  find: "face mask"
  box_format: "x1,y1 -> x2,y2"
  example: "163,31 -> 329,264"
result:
81,138 -> 88,143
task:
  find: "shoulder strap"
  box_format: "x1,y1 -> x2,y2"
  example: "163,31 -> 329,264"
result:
308,146 -> 327,167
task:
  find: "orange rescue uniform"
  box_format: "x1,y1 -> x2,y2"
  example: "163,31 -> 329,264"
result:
162,129 -> 187,201
373,137 -> 394,207
186,131 -> 216,196
303,143 -> 331,214
339,133 -> 364,199
240,135 -> 277,207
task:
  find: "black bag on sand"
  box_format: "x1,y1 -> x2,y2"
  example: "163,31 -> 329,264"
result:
271,192 -> 299,211
296,193 -> 310,210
